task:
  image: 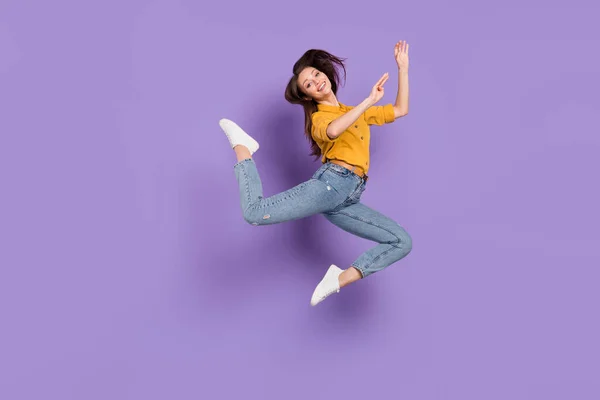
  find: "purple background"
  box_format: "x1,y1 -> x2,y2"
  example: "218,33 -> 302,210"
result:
1,0 -> 599,399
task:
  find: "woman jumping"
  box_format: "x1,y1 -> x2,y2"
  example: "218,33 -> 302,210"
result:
218,41 -> 412,306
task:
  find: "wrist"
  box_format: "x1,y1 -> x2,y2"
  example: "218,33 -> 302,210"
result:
363,97 -> 375,108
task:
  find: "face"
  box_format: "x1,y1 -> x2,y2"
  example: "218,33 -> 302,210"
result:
297,67 -> 332,101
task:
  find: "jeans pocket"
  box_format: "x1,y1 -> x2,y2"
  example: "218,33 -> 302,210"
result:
349,182 -> 366,201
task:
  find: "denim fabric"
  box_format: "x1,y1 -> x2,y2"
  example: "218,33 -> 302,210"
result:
233,158 -> 412,277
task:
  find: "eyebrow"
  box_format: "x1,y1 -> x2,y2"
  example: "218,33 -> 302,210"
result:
302,69 -> 317,86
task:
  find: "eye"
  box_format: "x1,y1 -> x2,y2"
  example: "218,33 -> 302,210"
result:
316,72 -> 320,76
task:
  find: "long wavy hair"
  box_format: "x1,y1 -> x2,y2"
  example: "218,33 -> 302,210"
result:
284,49 -> 346,158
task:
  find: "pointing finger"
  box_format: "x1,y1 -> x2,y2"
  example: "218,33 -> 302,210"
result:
375,73 -> 388,86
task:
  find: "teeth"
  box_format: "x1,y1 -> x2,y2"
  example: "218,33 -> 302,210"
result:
319,82 -> 325,91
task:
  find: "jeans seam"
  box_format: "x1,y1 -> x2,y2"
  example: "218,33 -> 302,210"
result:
235,161 -> 256,215
255,179 -> 314,210
336,210 -> 402,245
368,245 -> 398,269
241,163 -> 252,213
336,211 -> 405,272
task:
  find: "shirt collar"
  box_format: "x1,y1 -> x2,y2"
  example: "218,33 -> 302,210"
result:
316,102 -> 347,112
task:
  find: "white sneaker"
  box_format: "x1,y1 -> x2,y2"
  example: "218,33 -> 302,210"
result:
310,264 -> 343,306
219,118 -> 260,155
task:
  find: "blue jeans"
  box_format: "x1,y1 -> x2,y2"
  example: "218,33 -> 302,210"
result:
234,159 -> 412,278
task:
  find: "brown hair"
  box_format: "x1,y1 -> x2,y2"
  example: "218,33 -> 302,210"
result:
284,49 -> 347,158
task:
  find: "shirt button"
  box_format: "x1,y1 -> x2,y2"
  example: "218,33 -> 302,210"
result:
361,136 -> 364,140
355,125 -> 358,128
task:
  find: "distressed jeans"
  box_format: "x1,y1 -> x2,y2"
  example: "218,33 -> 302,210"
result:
233,158 -> 412,278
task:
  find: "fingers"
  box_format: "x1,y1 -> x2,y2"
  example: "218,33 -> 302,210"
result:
380,74 -> 389,87
395,40 -> 409,54
376,72 -> 389,87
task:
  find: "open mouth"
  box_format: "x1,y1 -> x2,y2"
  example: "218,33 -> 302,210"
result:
318,82 -> 326,92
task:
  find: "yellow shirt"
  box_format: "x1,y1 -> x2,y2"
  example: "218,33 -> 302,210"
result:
311,102 -> 395,175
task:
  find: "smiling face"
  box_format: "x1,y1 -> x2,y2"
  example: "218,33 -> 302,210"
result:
297,67 -> 333,102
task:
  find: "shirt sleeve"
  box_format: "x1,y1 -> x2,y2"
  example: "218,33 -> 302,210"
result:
311,112 -> 339,142
363,104 -> 396,125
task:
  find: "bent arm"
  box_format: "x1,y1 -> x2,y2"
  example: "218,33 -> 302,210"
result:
326,98 -> 374,139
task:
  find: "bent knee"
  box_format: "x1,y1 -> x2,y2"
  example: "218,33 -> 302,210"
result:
392,228 -> 412,254
403,233 -> 413,254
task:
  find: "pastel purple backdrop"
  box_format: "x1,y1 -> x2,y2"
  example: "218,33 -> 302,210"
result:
1,0 -> 599,399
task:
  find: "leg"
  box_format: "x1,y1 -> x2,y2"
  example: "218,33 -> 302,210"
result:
309,202 -> 412,306
234,145 -> 252,163
234,158 -> 339,225
338,266 -> 362,288
219,118 -> 341,224
324,202 -> 412,282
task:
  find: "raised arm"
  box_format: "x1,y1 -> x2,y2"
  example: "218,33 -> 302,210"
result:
393,40 -> 410,118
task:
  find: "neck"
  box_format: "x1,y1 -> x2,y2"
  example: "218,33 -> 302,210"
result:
318,93 -> 339,107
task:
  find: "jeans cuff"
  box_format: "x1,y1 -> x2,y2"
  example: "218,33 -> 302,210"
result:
351,264 -> 366,278
233,158 -> 254,168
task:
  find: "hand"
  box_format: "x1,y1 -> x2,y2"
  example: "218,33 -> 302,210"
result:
367,72 -> 389,105
395,40 -> 409,71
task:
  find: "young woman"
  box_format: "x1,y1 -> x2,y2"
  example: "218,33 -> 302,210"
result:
219,41 -> 412,306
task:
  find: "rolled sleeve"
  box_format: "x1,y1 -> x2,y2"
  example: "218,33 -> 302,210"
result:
311,112 -> 338,142
363,104 -> 396,125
